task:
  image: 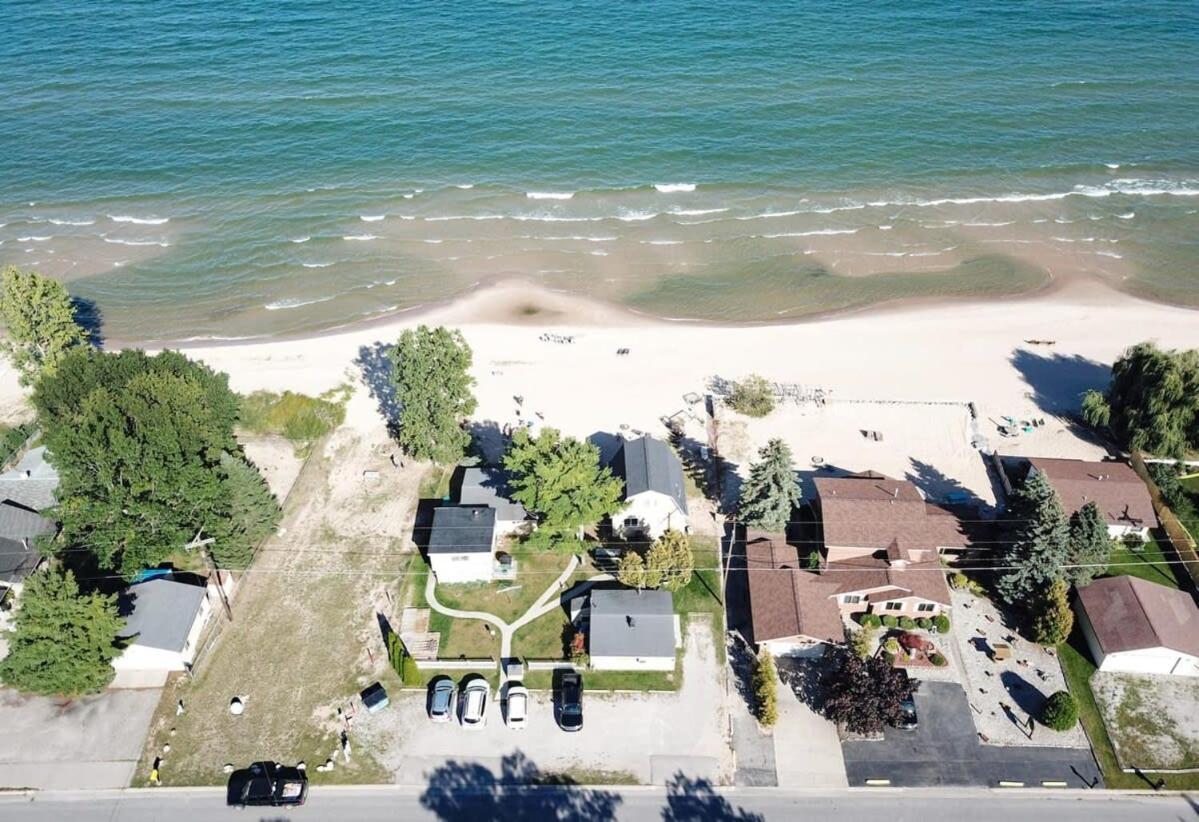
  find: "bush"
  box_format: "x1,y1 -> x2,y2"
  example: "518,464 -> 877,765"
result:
727,375 -> 775,417
753,649 -> 779,727
898,616 -> 916,630
883,637 -> 901,655
0,422 -> 35,466
949,571 -> 985,596
933,614 -> 951,634
916,617 -> 932,630
880,650 -> 896,665
239,388 -> 348,448
929,653 -> 948,667
881,615 -> 898,628
857,613 -> 881,629
850,627 -> 875,660
1041,691 -> 1079,731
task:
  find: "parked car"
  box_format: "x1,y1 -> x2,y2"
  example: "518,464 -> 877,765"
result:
460,678 -> 491,728
557,672 -> 583,732
898,697 -> 918,731
428,677 -> 457,723
505,683 -> 529,729
226,761 -> 308,808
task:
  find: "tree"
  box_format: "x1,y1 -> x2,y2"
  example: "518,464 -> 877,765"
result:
616,550 -> 660,590
850,626 -> 875,659
503,428 -> 623,546
645,530 -> 694,591
738,439 -> 802,532
1066,502 -> 1112,587
0,266 -> 89,386
1081,342 -> 1199,458
997,472 -> 1070,607
727,374 -> 775,417
1031,580 -> 1074,646
752,648 -> 778,727
823,651 -> 917,734
1040,691 -> 1079,731
211,452 -> 281,569
387,326 -> 477,463
0,568 -> 123,696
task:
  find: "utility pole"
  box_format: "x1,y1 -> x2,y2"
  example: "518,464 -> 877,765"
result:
186,531 -> 233,622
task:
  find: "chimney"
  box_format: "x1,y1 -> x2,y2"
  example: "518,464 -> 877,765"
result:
21,470 -> 30,480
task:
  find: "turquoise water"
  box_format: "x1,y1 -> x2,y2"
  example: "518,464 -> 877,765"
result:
1,1 -> 1197,338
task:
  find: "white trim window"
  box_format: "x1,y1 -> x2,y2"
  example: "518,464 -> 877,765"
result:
885,601 -> 903,611
917,602 -> 936,613
842,594 -> 862,604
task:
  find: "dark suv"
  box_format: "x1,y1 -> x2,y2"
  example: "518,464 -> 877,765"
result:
226,761 -> 308,808
557,672 -> 583,732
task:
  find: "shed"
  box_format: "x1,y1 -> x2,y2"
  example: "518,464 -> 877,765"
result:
1076,576 -> 1199,677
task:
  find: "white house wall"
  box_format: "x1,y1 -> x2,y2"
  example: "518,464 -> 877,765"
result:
613,491 -> 687,540
590,654 -> 675,672
1100,648 -> 1199,677
431,552 -> 493,584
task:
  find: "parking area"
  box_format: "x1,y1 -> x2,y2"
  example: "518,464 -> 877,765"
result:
0,688 -> 161,789
841,682 -> 1101,788
356,619 -> 732,785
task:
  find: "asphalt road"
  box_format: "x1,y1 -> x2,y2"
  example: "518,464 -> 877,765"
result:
0,787 -> 1190,822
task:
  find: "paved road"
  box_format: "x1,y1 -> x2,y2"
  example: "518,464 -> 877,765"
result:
0,787 -> 1188,821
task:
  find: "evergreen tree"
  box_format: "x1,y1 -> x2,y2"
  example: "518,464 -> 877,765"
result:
616,550 -> 660,590
752,648 -> 778,727
645,529 -> 694,591
0,266 -> 89,386
738,439 -> 802,532
503,428 -> 623,546
1065,501 -> 1112,587
211,452 -> 281,569
997,472 -> 1070,606
387,326 -> 477,463
0,568 -> 123,696
1031,580 -> 1074,646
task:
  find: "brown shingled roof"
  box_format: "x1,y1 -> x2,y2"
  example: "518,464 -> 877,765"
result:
824,555 -> 952,606
1027,457 -> 1158,530
745,532 -> 844,645
813,474 -> 970,551
1077,576 -> 1199,658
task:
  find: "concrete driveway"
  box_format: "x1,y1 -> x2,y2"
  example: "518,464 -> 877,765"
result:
0,688 -> 161,789
773,657 -> 847,788
359,619 -> 732,785
840,681 -> 1101,788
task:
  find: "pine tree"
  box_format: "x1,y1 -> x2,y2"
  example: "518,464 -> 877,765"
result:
752,648 -> 778,727
0,266 -> 89,386
617,551 -> 658,589
211,452 -> 281,569
1066,501 -> 1112,587
738,439 -> 802,532
387,325 -> 477,463
645,530 -> 694,591
0,568 -> 123,696
1031,579 -> 1074,646
997,471 -> 1070,606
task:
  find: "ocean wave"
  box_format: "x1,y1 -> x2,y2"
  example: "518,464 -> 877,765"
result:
533,235 -> 617,242
590,250 -> 609,256
757,228 -> 859,238
963,221 -> 1014,227
669,207 -> 728,216
454,183 -> 474,189
46,218 -> 95,226
264,296 -> 335,311
1105,163 -> 1121,170
343,234 -> 378,241
360,214 -> 385,222
365,279 -> 397,288
1095,250 -> 1123,259
17,235 -> 53,242
1118,212 -> 1135,219
291,236 -> 311,243
654,183 -> 696,193
103,237 -> 170,247
423,239 -> 443,244
616,210 -> 659,222
301,262 -> 332,268
642,239 -> 683,245
738,209 -> 803,221
109,215 -> 169,225
424,214 -> 504,222
879,225 -> 893,230
526,191 -> 575,200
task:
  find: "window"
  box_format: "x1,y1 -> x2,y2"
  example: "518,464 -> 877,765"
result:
917,603 -> 936,613
624,517 -> 642,528
886,601 -> 903,611
842,594 -> 862,604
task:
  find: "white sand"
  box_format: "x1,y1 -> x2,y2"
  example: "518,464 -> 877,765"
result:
3,279 -> 1199,488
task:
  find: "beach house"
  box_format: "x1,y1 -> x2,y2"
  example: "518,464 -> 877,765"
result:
0,500 -> 56,604
1022,457 -> 1157,540
745,531 -> 844,658
583,588 -> 679,671
1075,575 -> 1199,677
455,466 -> 531,537
112,575 -> 215,688
426,506 -> 498,584
608,435 -> 689,540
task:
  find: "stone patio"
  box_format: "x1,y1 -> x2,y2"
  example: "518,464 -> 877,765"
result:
950,588 -> 1088,748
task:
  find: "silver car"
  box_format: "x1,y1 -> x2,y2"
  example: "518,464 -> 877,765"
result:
428,678 -> 456,724
460,678 -> 490,728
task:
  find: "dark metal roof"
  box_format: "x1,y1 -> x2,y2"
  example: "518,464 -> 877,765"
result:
610,436 -> 687,513
589,588 -> 676,659
428,506 -> 496,554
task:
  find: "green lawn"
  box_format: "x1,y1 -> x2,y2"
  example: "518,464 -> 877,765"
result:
511,606 -> 571,660
433,548 -> 580,623
522,652 -> 682,692
400,553 -> 500,660
1103,536 -> 1180,589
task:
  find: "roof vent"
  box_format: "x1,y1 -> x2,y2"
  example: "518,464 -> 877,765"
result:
472,508 -> 481,519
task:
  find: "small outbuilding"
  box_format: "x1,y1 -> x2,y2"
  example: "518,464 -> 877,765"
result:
586,588 -> 679,671
112,576 -> 213,688
427,506 -> 497,584
1075,575 -> 1199,677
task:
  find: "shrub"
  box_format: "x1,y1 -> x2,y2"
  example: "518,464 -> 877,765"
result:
933,614 -> 951,634
1041,691 -> 1079,731
929,653 -> 948,667
239,388 -> 348,449
898,616 -> 916,630
857,613 -> 881,629
727,374 -> 775,417
916,617 -> 932,630
880,650 -> 896,665
753,649 -> 779,727
949,571 -> 985,596
0,422 -> 35,466
881,615 -> 898,628
850,627 -> 875,660
883,637 -> 901,655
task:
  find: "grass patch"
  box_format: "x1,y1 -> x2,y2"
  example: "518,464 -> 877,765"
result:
1104,536 -> 1180,589
522,654 -> 681,692
239,387 -> 349,453
532,768 -> 639,785
433,549 -> 577,624
418,465 -> 453,500
401,553 -> 500,660
674,538 -> 726,664
511,606 -> 570,660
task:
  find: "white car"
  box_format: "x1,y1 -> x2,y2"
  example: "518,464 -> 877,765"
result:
505,683 -> 529,729
460,678 -> 490,728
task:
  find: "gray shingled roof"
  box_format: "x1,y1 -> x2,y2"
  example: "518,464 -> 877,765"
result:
589,588 -> 676,659
458,467 -> 529,523
428,506 -> 496,554
610,436 -> 687,514
118,578 -> 208,652
0,447 -> 60,512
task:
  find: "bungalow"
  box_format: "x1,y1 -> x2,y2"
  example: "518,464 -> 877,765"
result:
1075,576 -> 1199,677
112,575 -> 214,688
745,531 -> 844,658
608,435 -> 689,540
427,506 -> 497,584
1024,457 -> 1157,540
456,466 -> 531,537
585,588 -> 679,671
0,500 -> 56,602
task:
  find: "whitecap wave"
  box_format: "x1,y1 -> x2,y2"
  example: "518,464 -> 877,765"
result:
103,237 -> 170,247
963,221 -> 1014,227
737,209 -> 804,221
302,262 -> 332,268
360,214 -> 385,222
291,236 -> 311,243
423,239 -> 443,244
878,225 -> 893,230
526,191 -> 575,200
454,183 -> 474,189
642,239 -> 683,245
757,228 -> 858,238
654,183 -> 696,193
669,207 -> 728,216
109,215 -> 169,225
1105,163 -> 1121,170
1095,250 -> 1123,259
616,210 -> 659,222
590,250 -> 609,256
17,235 -> 53,242
424,214 -> 504,222
343,234 -> 378,241
47,218 -> 95,226
264,296 -> 335,311
1117,212 -> 1135,219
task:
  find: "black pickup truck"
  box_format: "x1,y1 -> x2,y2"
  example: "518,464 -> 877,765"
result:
226,761 -> 308,808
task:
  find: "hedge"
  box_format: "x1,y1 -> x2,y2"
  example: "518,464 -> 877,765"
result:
1041,691 -> 1079,731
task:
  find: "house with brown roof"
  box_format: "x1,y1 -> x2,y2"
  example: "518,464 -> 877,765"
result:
745,531 -> 844,658
811,473 -> 960,620
1024,457 -> 1157,540
1075,576 -> 1199,677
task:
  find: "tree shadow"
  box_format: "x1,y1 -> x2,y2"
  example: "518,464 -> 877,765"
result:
662,773 -> 764,822
905,458 -> 984,509
999,669 -> 1047,720
466,420 -> 507,465
71,296 -> 104,348
1009,349 -> 1111,416
775,656 -> 827,711
725,632 -> 757,713
356,342 -> 400,434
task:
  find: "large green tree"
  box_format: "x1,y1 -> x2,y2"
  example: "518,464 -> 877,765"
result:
997,471 -> 1070,606
0,568 -> 123,696
1065,501 -> 1112,588
738,439 -> 802,532
0,266 -> 89,385
1081,342 -> 1199,458
34,348 -> 277,576
387,326 -> 477,463
211,451 -> 281,569
1031,579 -> 1074,646
646,529 -> 694,591
503,427 -> 622,547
